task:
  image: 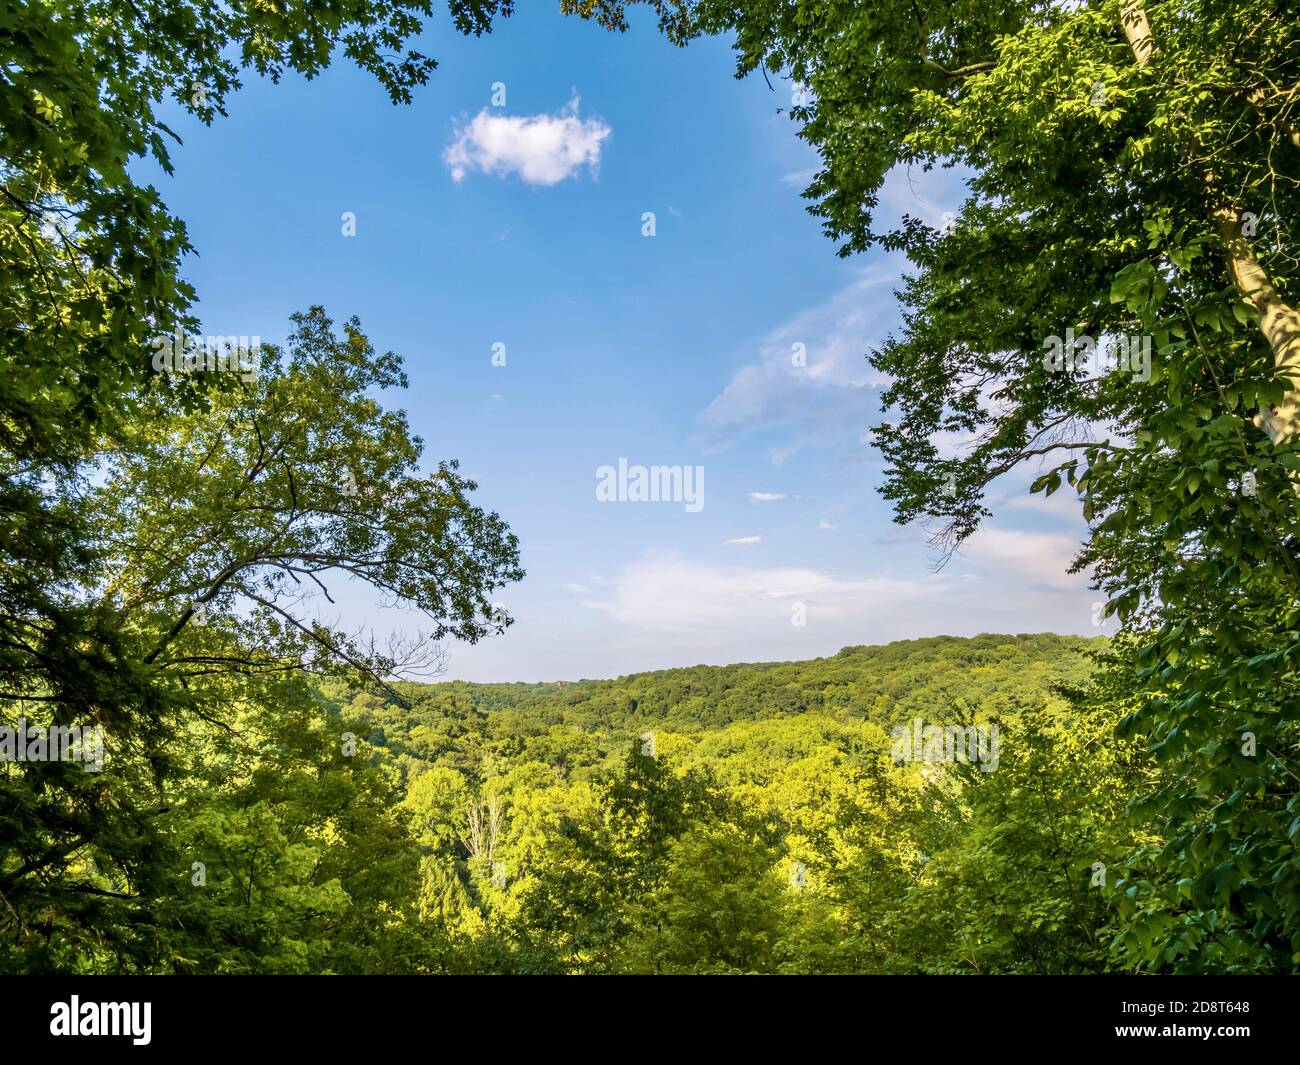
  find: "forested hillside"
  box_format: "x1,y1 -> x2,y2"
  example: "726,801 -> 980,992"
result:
351,632 -> 1098,754
304,633 -> 1152,974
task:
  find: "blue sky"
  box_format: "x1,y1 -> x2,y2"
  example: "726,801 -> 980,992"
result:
143,4 -> 1100,681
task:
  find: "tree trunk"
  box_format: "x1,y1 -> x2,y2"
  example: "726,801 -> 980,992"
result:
1122,0 -> 1300,448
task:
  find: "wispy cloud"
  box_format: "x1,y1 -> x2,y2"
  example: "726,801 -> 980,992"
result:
693,164 -> 973,467
724,535 -> 763,546
572,536 -> 1093,658
579,551 -> 948,637
697,268 -> 899,465
569,546 -> 1093,667
749,492 -> 785,502
444,95 -> 611,186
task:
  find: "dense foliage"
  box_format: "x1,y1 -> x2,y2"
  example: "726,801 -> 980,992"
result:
6,0 -> 1300,975
332,632 -> 1147,975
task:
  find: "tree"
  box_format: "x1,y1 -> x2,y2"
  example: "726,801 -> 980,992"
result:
628,821 -> 786,974
519,743 -> 722,972
893,705 -> 1147,974
342,632 -> 1132,973
0,308 -> 523,970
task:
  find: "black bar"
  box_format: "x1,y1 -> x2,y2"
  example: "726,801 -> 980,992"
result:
1,975 -> 1292,1052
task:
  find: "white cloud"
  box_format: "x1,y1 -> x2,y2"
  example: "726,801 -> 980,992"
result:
818,520 -> 837,531
749,492 -> 785,502
724,535 -> 763,546
564,547 -> 1095,670
282,538 -> 1101,682
960,527 -> 1089,591
443,96 -> 611,186
579,551 -> 947,637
